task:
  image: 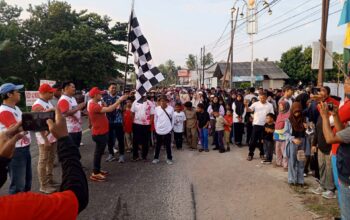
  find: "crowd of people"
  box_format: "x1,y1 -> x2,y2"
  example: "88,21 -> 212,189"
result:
0,80 -> 350,219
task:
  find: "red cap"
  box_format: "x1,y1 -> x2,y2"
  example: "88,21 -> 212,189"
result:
39,83 -> 57,93
89,87 -> 103,98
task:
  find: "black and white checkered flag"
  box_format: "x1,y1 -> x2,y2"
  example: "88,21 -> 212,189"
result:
129,10 -> 164,101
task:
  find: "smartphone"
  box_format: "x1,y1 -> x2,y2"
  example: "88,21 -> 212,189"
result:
22,112 -> 55,131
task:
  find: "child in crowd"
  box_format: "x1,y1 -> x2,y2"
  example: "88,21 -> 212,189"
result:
173,103 -> 186,150
196,103 -> 210,152
262,113 -> 275,164
123,99 -> 133,153
184,102 -> 198,150
213,110 -> 228,153
224,109 -> 233,151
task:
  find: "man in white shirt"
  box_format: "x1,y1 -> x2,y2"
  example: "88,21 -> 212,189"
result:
245,92 -> 274,161
57,81 -> 85,148
152,95 -> 174,165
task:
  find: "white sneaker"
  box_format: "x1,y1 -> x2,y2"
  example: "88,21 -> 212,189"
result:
40,186 -> 57,194
166,159 -> 173,165
80,142 -> 84,146
152,159 -> 160,164
322,190 -> 336,199
118,155 -> 125,163
312,186 -> 325,195
105,154 -> 116,162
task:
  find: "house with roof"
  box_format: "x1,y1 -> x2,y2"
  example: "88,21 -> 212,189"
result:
213,61 -> 289,89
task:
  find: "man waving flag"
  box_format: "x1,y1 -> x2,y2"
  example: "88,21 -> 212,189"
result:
128,10 -> 164,102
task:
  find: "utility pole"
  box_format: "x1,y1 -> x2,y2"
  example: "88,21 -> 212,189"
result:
230,7 -> 234,90
317,0 -> 330,87
195,55 -> 199,88
200,48 -> 203,87
202,46 -> 205,88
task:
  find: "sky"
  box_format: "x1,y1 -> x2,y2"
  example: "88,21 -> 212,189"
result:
5,0 -> 347,67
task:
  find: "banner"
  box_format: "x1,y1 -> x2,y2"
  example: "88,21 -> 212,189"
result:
40,80 -> 56,87
25,91 -> 39,106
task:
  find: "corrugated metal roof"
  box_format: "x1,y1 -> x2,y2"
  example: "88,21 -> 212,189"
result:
214,61 -> 289,79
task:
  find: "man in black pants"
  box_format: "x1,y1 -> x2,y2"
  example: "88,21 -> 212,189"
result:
103,83 -> 125,163
131,95 -> 155,161
245,93 -> 274,161
152,95 -> 174,165
0,108 -> 88,219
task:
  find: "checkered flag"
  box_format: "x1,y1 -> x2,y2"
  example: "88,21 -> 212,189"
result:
129,10 -> 164,101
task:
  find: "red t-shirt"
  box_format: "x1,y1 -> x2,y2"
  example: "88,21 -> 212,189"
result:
88,102 -> 109,136
332,99 -> 350,155
123,109 -> 133,133
224,115 -> 233,132
0,190 -> 78,220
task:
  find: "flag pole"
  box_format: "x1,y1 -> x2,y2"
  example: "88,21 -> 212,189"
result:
124,0 -> 135,91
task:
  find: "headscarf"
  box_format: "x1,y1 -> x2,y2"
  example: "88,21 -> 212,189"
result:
234,94 -> 245,116
289,102 -> 305,132
275,99 -> 290,129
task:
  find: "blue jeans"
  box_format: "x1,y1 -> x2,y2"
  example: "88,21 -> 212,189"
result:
331,155 -> 342,206
339,180 -> 350,220
200,128 -> 208,150
8,146 -> 32,194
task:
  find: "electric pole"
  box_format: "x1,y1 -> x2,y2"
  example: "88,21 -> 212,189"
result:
317,0 -> 330,87
230,7 -> 234,90
200,47 -> 203,87
202,46 -> 205,88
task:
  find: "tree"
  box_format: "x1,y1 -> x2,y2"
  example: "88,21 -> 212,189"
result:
158,59 -> 177,86
186,54 -> 196,70
0,0 -> 131,90
279,45 -> 342,85
200,52 -> 214,67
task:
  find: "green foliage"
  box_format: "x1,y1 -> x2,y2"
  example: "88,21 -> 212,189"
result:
200,52 -> 213,67
186,54 -> 196,70
158,59 -> 178,86
0,0 -> 130,90
279,45 -> 342,85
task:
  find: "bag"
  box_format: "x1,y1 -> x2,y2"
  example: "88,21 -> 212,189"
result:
297,150 -> 306,162
337,142 -> 350,185
273,129 -> 286,141
162,108 -> 172,123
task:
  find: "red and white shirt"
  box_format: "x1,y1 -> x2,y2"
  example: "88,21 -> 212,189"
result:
57,95 -> 82,133
131,100 -> 155,125
32,98 -> 57,145
0,105 -> 31,148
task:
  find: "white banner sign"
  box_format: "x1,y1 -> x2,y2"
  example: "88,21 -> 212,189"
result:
40,80 -> 56,86
312,41 -> 333,70
25,91 -> 39,106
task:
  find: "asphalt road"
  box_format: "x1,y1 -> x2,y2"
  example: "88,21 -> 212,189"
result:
0,117 -> 316,220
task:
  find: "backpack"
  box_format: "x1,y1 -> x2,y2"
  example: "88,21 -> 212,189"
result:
337,142 -> 350,185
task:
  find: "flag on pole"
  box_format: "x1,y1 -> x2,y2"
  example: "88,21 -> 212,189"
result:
344,23 -> 350,47
338,0 -> 350,26
128,10 -> 164,101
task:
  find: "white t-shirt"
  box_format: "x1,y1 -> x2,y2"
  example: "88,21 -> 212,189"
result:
131,100 -> 155,125
173,111 -> 186,133
154,105 -> 174,135
0,105 -> 31,148
249,101 -> 274,126
58,95 -> 82,133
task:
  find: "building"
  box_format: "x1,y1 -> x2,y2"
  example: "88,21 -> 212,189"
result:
213,61 -> 289,89
190,63 -> 218,88
177,69 -> 190,85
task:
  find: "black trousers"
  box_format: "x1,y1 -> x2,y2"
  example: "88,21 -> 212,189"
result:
248,125 -> 265,157
108,123 -> 125,156
234,123 -> 244,144
154,133 -> 172,160
69,131 -> 82,148
132,124 -> 150,160
92,134 -> 108,174
174,132 -> 183,149
246,122 -> 253,145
